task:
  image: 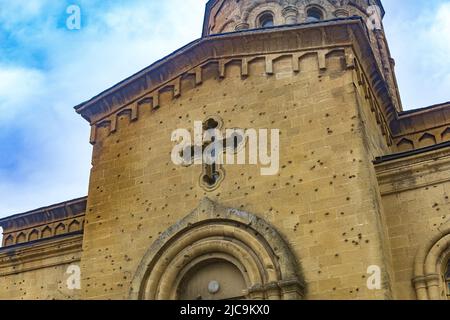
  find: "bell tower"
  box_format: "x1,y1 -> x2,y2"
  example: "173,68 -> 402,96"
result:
202,0 -> 385,36
202,0 -> 402,111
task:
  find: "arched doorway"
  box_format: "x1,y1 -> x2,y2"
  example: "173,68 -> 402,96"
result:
129,198 -> 305,300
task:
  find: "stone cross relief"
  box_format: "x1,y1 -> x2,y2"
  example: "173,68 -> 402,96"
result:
186,117 -> 245,190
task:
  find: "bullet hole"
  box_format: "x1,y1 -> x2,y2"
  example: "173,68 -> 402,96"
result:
346,197 -> 351,201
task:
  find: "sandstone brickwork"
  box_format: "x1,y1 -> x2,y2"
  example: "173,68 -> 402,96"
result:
1,0 -> 449,300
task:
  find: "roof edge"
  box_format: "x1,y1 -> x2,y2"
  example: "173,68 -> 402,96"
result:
374,141 -> 450,164
74,17 -> 366,124
0,196 -> 87,226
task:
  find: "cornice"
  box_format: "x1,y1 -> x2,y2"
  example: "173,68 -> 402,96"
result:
0,234 -> 83,276
0,196 -> 87,232
374,143 -> 450,195
394,102 -> 450,137
74,18 -> 397,133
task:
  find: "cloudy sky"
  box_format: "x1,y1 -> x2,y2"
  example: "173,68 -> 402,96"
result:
0,0 -> 449,219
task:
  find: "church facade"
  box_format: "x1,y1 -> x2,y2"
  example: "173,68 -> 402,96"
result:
1,0 -> 450,300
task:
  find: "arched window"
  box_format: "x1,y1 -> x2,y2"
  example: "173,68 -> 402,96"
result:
306,7 -> 324,23
259,12 -> 274,28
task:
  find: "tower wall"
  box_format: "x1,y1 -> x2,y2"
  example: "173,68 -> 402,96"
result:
203,0 -> 384,36
79,23 -> 395,299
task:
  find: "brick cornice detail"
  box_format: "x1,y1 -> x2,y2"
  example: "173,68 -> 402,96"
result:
75,19 -> 401,144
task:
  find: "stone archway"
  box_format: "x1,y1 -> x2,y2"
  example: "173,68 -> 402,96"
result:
413,222 -> 450,300
129,198 -> 305,300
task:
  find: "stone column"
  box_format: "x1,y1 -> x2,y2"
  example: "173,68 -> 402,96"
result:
334,9 -> 349,18
426,274 -> 442,300
235,22 -> 250,31
412,276 -> 428,300
265,282 -> 281,300
282,6 -> 299,24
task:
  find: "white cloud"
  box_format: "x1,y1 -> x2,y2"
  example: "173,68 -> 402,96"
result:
0,0 -> 205,217
0,66 -> 46,122
1,0 -> 449,218
383,0 -> 450,109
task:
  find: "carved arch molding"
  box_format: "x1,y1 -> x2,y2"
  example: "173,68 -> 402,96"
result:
129,198 -> 305,300
413,223 -> 450,300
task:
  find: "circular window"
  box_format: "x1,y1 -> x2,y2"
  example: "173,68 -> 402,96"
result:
259,13 -> 274,28
306,8 -> 324,23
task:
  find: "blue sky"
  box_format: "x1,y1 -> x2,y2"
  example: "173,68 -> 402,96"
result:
0,0 -> 449,219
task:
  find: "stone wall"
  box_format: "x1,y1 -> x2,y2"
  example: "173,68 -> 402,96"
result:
0,235 -> 82,300
79,31 -> 393,299
376,147 -> 450,299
